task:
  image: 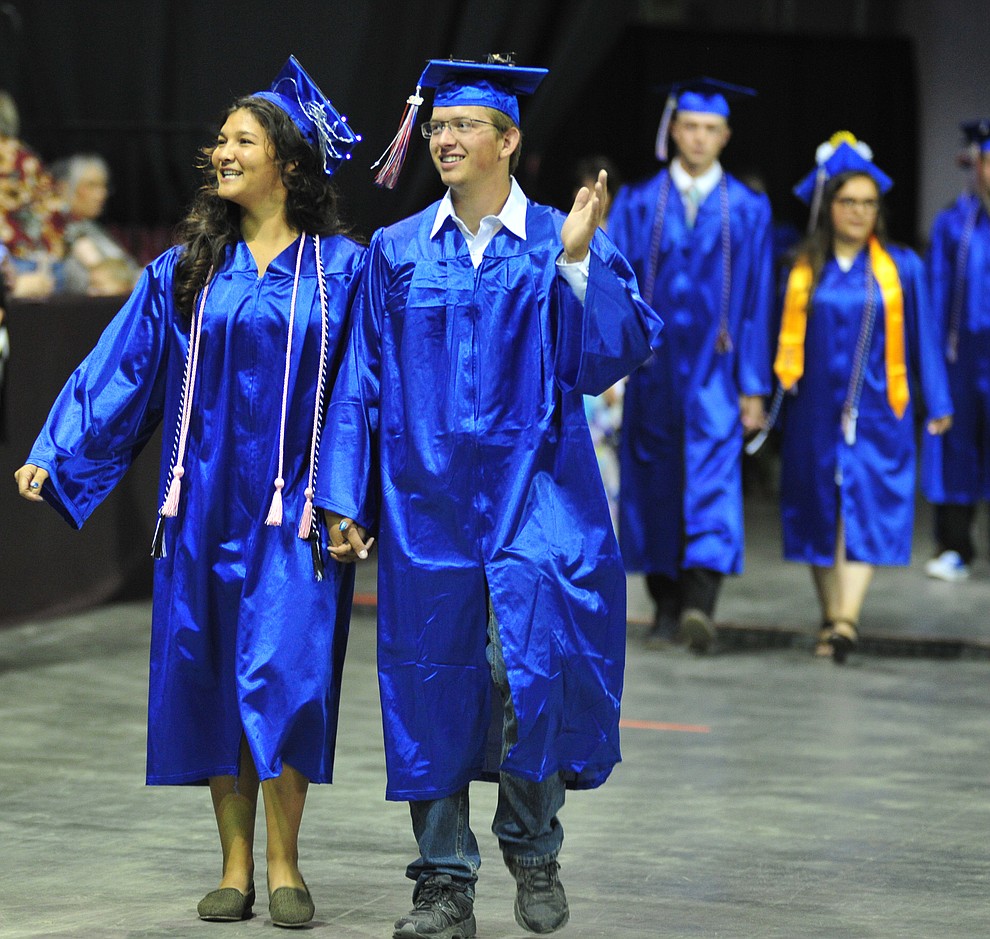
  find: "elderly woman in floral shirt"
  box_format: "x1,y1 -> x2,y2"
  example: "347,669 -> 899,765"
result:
0,91 -> 66,297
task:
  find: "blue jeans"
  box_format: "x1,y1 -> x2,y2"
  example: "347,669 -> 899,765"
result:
405,603 -> 565,897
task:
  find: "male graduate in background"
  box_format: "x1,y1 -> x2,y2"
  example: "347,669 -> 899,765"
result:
921,119 -> 990,582
315,56 -> 662,939
608,77 -> 773,652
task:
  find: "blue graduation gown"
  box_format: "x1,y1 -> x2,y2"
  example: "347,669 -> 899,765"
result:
27,235 -> 364,784
779,245 -> 952,566
921,194 -> 990,504
315,197 -> 661,801
608,168 -> 773,577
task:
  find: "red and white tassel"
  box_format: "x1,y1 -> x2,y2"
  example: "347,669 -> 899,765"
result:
372,89 -> 424,189
265,476 -> 285,526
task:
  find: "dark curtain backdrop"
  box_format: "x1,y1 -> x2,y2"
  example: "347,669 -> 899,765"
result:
536,27 -> 918,243
0,1 -> 917,245
0,1 -> 918,625
0,0 -> 639,248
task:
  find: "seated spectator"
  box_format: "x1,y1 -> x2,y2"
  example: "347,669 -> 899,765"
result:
0,91 -> 65,298
87,256 -> 139,296
0,243 -> 8,441
50,154 -> 138,295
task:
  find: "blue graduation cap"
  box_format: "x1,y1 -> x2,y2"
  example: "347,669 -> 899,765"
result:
253,55 -> 361,177
792,132 -> 892,232
372,54 -> 548,189
421,58 -> 547,124
654,76 -> 757,161
961,118 -> 990,153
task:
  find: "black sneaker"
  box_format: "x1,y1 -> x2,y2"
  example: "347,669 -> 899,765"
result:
506,860 -> 569,934
392,874 -> 476,939
644,611 -> 679,648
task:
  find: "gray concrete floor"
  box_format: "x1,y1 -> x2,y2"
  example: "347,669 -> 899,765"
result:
2,495 -> 989,938
634,495 -> 990,655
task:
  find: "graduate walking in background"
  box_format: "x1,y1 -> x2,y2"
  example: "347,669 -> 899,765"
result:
608,77 -> 774,653
921,119 -> 990,583
775,134 -> 952,662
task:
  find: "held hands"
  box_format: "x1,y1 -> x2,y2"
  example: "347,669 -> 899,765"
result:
926,415 -> 953,436
322,509 -> 374,564
561,169 -> 608,263
13,464 -> 48,502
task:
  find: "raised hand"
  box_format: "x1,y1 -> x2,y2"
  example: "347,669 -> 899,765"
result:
561,169 -> 608,263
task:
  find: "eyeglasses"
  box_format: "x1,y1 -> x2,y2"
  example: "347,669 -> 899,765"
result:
421,118 -> 499,139
834,197 -> 880,212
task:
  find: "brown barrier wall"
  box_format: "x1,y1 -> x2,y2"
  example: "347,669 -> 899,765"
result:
0,297 -> 158,627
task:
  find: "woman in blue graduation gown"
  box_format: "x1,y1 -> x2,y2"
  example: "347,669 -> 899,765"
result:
14,59 -> 362,925
775,136 -> 952,662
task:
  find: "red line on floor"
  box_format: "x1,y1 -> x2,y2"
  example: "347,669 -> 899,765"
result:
620,719 -> 711,733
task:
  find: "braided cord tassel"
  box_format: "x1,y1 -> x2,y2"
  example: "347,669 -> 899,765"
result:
266,237 -> 306,526
151,268 -> 213,557
298,234 -> 330,543
744,385 -> 785,456
715,174 -> 733,354
642,172 -> 672,306
841,254 -> 879,446
946,199 -> 979,363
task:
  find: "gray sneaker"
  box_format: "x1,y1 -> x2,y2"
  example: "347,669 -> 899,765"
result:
679,607 -> 716,654
924,550 -> 971,582
506,860 -> 569,934
393,874 -> 476,939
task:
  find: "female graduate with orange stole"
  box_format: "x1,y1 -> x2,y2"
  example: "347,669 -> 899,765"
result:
774,133 -> 952,662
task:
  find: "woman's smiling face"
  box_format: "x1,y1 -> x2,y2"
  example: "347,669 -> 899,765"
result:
211,108 -> 286,213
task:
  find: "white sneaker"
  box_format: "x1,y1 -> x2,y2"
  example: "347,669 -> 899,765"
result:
924,550 -> 971,582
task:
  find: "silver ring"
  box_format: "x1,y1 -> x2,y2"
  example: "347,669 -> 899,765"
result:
338,520 -> 349,532
29,481 -> 40,490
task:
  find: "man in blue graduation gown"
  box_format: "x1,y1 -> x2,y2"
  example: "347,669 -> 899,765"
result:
921,119 -> 990,582
315,57 -> 661,939
608,77 -> 773,652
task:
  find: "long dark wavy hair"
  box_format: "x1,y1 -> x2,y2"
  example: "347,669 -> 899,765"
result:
792,169 -> 888,296
173,95 -> 349,316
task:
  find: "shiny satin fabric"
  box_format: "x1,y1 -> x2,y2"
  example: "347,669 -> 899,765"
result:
921,194 -> 990,504
27,236 -> 364,784
609,168 -> 774,577
315,198 -> 662,801
778,245 -> 952,566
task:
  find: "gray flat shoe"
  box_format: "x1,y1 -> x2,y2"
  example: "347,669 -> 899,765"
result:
197,884 -> 255,921
269,884 -> 315,928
